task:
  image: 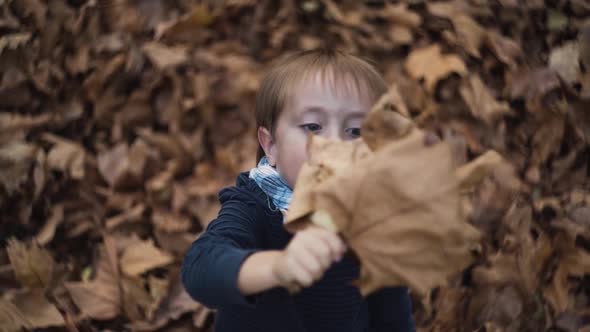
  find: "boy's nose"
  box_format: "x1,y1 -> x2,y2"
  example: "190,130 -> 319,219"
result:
323,124 -> 342,141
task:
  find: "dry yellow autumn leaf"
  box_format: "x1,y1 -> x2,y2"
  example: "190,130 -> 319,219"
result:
427,2 -> 486,58
10,289 -> 65,329
455,150 -> 510,191
122,275 -> 153,322
65,280 -> 120,320
361,85 -> 414,151
120,239 -> 174,277
381,3 -> 421,28
485,31 -> 522,69
142,42 -> 189,70
42,134 -> 85,180
459,75 -> 512,124
65,236 -> 121,320
132,278 -> 208,331
0,141 -> 38,195
0,298 -> 28,332
0,290 -> 65,331
98,141 -> 150,190
287,136 -> 371,229
549,41 -> 580,84
286,129 -> 481,297
543,236 -> 590,313
0,32 -> 31,54
6,238 -> 54,289
0,112 -> 51,133
155,4 -> 216,41
35,203 -> 64,245
405,44 -> 468,93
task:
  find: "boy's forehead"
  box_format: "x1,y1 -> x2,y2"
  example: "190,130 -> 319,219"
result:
281,70 -> 374,116
289,69 -> 374,101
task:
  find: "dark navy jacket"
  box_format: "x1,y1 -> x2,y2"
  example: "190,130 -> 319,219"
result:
181,172 -> 415,332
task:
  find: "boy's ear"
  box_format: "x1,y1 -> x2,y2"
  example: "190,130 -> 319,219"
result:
258,127 -> 277,166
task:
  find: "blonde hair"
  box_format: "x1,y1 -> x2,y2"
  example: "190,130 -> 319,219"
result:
255,49 -> 388,162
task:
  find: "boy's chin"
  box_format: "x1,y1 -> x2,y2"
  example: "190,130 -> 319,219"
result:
277,166 -> 301,189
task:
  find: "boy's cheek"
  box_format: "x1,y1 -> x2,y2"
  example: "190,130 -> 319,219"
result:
277,140 -> 307,187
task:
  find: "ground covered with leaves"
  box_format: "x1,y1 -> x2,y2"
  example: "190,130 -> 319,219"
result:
1,0 -> 590,331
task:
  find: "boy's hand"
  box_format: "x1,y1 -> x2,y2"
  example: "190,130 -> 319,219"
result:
271,226 -> 346,291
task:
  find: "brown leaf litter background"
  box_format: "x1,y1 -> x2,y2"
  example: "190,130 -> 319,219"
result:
1,0 -> 589,331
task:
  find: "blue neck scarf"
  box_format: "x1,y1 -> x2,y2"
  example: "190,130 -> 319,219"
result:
249,156 -> 293,217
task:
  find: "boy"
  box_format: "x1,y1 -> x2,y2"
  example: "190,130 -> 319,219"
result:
181,49 -> 415,332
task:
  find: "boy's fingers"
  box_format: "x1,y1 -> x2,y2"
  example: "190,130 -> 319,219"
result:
292,248 -> 323,280
323,232 -> 347,260
292,261 -> 314,287
310,229 -> 346,262
302,237 -> 333,269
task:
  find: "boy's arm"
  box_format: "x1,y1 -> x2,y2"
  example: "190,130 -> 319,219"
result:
181,198 -> 264,309
181,194 -> 346,309
237,250 -> 282,294
368,287 -> 416,332
239,225 -> 345,295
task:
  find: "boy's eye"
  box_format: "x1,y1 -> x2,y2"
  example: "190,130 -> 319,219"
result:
300,123 -> 322,133
345,127 -> 361,138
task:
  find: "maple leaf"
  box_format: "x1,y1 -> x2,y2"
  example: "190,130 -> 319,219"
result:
286,128 -> 481,296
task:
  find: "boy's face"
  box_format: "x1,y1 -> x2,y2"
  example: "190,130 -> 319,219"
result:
259,72 -> 374,188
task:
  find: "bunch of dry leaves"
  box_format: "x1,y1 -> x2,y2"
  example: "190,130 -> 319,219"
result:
1,0 -> 590,331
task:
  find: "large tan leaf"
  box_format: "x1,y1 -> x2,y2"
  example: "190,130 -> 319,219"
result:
0,289 -> 65,331
455,150 -> 508,191
0,141 -> 38,195
0,298 -> 28,332
549,42 -> 580,85
286,136 -> 371,230
136,128 -> 194,174
361,84 -> 414,151
427,2 -> 486,58
105,203 -> 146,230
98,143 -> 133,188
543,234 -> 590,314
405,44 -> 468,93
11,289 -> 65,328
285,129 -> 481,296
120,239 -> 174,277
0,112 -> 51,133
64,237 -> 121,320
459,75 -> 512,124
0,32 -> 31,54
42,134 -> 86,180
142,42 -> 189,70
6,238 -> 54,289
34,203 -> 64,245
155,4 -> 216,41
65,280 -> 120,321
132,277 -> 209,331
121,275 -> 153,322
485,31 -> 522,69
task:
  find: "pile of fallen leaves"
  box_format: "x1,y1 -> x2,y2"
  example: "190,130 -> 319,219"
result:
1,0 -> 589,331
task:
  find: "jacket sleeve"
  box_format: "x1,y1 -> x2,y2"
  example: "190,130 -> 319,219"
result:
368,287 -> 416,332
181,196 -> 263,309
